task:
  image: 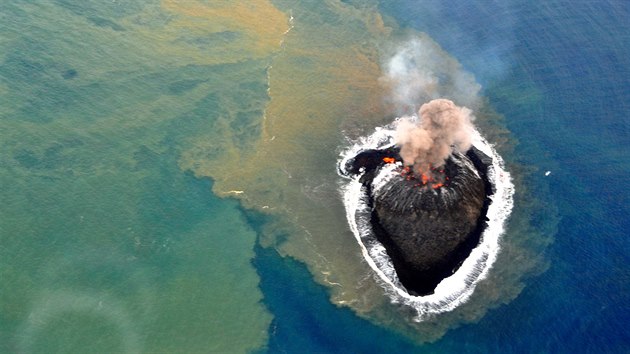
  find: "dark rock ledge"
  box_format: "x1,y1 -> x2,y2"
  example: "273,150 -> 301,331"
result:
343,146 -> 494,296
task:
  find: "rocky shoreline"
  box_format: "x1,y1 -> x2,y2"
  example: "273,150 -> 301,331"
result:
343,146 -> 494,296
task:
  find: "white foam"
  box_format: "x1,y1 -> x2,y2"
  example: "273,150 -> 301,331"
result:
338,121 -> 514,321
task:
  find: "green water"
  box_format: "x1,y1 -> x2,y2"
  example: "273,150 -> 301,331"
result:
1,1 -> 279,352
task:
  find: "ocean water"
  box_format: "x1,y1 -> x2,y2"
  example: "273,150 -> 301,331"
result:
1,1 -> 628,353
379,1 -> 630,352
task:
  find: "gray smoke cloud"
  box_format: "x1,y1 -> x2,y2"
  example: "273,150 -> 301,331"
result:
396,99 -> 474,171
381,35 -> 481,115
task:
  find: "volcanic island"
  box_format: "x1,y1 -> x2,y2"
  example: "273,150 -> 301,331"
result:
340,99 -> 495,296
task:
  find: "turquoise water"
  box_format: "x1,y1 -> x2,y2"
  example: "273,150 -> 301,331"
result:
1,1 -> 629,353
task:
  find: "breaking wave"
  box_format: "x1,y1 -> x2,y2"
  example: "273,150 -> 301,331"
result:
338,119 -> 514,321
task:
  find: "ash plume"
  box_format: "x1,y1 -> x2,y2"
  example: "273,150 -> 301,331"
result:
380,36 -> 480,172
396,99 -> 474,171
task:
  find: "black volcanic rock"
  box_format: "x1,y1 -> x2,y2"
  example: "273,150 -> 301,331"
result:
346,147 -> 493,296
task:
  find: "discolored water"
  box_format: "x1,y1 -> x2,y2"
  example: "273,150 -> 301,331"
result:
1,0 -> 628,353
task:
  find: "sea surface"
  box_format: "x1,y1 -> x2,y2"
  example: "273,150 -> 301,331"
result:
1,1 -> 628,353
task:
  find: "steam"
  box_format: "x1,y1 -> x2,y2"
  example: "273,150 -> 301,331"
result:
381,35 -> 481,115
396,99 -> 474,171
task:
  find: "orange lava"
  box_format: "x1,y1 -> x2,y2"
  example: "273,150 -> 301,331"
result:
382,157 -> 396,164
399,165 -> 448,189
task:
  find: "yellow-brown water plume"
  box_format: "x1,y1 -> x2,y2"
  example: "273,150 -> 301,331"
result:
179,0 -> 553,343
180,0 -> 394,322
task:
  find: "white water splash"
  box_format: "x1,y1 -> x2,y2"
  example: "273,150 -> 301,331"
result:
338,119 -> 514,321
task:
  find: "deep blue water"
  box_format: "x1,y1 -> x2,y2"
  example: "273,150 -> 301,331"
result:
252,243 -> 422,354
255,1 -> 630,352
